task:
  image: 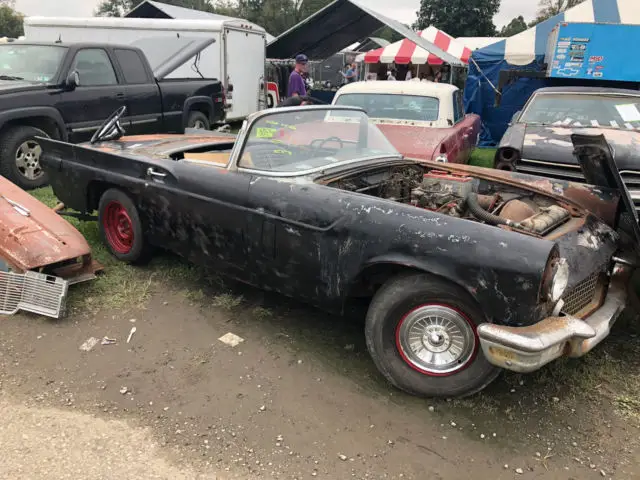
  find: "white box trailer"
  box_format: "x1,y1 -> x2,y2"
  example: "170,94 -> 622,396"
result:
24,16 -> 267,122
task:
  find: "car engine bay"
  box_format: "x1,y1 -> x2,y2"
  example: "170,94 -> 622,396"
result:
328,165 -> 573,236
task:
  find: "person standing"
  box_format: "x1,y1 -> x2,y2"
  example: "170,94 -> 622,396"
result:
405,67 -> 413,81
387,68 -> 396,81
287,54 -> 308,98
341,62 -> 357,84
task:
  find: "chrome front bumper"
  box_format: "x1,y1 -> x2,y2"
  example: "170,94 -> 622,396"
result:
477,263 -> 632,373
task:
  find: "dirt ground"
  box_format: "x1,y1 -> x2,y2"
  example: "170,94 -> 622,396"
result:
2,264 -> 640,480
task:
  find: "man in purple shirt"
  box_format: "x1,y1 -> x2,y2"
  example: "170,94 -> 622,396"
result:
287,54 -> 308,98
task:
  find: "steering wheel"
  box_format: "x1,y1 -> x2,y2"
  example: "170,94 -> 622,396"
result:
315,136 -> 344,149
91,106 -> 127,144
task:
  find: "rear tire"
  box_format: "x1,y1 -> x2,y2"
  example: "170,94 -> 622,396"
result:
0,125 -> 50,190
365,273 -> 500,398
187,111 -> 210,130
98,188 -> 152,265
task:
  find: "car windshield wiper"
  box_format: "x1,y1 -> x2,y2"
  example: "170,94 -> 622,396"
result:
0,74 -> 24,80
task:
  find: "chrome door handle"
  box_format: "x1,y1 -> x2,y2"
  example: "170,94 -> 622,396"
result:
147,167 -> 167,179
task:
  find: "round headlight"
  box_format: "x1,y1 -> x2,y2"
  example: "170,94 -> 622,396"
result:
549,258 -> 570,302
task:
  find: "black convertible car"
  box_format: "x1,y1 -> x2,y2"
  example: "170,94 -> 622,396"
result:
38,105 -> 638,398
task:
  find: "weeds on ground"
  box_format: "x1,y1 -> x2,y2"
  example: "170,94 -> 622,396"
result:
252,306 -> 273,320
211,293 -> 244,310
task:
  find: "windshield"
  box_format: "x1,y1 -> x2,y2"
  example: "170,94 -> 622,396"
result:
238,108 -> 400,173
0,44 -> 67,82
521,93 -> 640,130
334,93 -> 440,122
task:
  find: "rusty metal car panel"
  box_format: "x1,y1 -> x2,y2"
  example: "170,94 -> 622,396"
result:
38,105 -> 638,398
0,175 -> 101,318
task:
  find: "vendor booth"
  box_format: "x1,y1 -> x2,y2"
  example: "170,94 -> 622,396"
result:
464,0 -> 640,146
357,26 -> 473,87
265,0 -> 465,106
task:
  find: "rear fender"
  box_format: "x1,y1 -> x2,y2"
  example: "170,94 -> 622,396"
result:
183,96 -> 214,126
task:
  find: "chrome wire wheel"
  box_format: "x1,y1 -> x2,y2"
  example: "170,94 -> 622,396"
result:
395,304 -> 478,377
15,140 -> 43,180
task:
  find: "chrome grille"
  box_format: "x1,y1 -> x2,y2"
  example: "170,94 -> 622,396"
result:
0,271 -> 68,319
561,271 -> 601,316
517,161 -> 640,213
620,170 -> 640,212
518,158 -> 585,182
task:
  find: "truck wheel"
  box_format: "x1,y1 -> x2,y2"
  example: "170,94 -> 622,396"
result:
0,125 -> 50,190
365,273 -> 500,398
187,111 -> 210,130
98,188 -> 152,265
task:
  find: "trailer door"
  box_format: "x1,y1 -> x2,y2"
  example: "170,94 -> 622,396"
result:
224,28 -> 266,121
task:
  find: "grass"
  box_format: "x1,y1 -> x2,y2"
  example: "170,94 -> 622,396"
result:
30,186 -> 197,314
469,147 -> 496,169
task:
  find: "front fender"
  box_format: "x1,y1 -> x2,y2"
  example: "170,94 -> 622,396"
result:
360,253 -> 483,304
0,107 -> 68,141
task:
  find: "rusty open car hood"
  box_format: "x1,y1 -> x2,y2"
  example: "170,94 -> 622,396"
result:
0,176 -> 92,271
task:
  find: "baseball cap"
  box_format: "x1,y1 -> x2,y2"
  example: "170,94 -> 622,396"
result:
295,54 -> 308,64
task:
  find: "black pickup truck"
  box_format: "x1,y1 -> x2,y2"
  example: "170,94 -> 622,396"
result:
0,40 -> 225,189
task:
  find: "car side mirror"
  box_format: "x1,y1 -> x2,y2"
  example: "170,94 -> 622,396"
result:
65,70 -> 80,90
511,110 -> 521,124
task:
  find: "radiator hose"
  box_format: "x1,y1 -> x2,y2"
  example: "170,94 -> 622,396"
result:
466,192 -> 522,228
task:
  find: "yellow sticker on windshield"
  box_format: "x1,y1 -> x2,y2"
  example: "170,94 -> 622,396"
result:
273,149 -> 292,155
265,120 -> 296,131
256,127 -> 277,138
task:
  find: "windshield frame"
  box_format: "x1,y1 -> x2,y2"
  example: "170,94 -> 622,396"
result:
519,91 -> 640,129
0,44 -> 68,83
228,105 -> 403,177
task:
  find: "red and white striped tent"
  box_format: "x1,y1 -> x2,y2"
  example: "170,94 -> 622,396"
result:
361,26 -> 472,65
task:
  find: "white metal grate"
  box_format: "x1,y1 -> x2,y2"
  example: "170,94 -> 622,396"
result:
0,271 -> 68,319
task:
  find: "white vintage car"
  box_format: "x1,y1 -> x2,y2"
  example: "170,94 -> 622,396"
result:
332,81 -> 481,164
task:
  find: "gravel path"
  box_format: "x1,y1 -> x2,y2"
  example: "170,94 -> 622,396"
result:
0,399 -> 219,480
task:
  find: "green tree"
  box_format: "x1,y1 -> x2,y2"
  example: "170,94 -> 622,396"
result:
95,0 -> 217,17
530,0 -> 583,26
236,0 -> 332,36
499,15 -> 527,37
413,0 -> 500,37
372,26 -> 407,44
0,3 -> 23,38
95,0 -> 332,36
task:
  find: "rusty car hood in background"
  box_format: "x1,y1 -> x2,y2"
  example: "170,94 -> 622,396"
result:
505,124 -> 640,169
0,175 -> 93,271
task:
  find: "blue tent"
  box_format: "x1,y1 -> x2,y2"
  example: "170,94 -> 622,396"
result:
464,0 -> 640,146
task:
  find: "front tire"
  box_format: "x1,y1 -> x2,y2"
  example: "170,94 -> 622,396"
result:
365,273 -> 500,398
187,111 -> 210,130
0,125 -> 50,189
98,188 -> 152,264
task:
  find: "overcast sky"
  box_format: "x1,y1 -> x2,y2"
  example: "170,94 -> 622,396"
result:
15,0 -> 540,29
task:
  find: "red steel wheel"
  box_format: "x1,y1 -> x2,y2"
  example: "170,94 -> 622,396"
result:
102,201 -> 135,254
97,188 -> 152,265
